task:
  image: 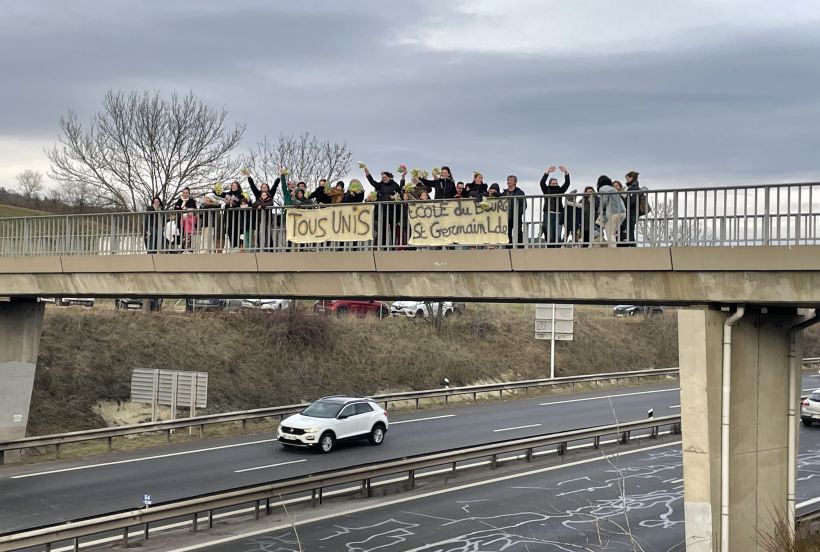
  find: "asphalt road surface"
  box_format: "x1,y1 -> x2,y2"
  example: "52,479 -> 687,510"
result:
175,430 -> 820,552
3,373 -> 820,543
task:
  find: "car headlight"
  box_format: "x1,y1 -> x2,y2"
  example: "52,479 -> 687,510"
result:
304,427 -> 321,433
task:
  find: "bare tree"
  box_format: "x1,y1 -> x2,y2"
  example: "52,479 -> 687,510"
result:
245,133 -> 353,203
55,180 -> 97,213
637,199 -> 713,246
16,169 -> 43,199
46,90 -> 245,211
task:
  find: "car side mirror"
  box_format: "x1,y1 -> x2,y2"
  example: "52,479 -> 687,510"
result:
338,414 -> 349,419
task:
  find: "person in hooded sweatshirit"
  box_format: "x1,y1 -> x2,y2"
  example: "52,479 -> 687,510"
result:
595,175 -> 626,248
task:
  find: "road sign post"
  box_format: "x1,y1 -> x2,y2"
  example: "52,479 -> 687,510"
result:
535,304 -> 575,379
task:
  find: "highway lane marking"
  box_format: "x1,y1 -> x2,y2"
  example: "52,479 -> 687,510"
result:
670,405 -> 681,409
10,438 -> 278,479
234,459 -> 306,473
538,387 -> 680,406
162,440 -> 682,552
391,414 -> 456,425
493,423 -> 542,433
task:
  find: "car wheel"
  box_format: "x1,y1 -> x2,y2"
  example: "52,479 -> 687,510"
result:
336,307 -> 348,316
803,418 -> 813,427
444,310 -> 452,318
414,310 -> 424,318
318,432 -> 335,453
368,424 -> 386,446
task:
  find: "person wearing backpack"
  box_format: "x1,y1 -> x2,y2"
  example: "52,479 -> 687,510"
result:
623,171 -> 642,247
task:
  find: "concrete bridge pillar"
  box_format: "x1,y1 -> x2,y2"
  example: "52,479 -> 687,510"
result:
0,298 -> 44,461
679,307 -> 801,551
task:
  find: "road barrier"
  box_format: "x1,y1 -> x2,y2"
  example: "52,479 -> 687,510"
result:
0,367 -> 679,464
0,415 -> 682,552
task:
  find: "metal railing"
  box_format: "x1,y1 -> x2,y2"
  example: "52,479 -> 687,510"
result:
0,415 -> 682,552
1,182 -> 819,256
0,368 -> 678,464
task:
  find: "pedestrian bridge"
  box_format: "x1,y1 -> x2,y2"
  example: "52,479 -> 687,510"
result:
0,181 -> 818,305
2,182 -> 820,551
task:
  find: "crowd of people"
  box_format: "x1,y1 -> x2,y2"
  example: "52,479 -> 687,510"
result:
144,164 -> 649,253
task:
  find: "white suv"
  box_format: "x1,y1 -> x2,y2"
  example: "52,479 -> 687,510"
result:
390,301 -> 457,318
277,396 -> 389,453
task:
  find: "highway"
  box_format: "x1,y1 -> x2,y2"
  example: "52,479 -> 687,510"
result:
2,373 -> 820,544
187,433 -> 820,552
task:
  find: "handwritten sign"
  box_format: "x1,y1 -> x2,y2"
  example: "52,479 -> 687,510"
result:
286,204 -> 374,244
408,199 -> 509,245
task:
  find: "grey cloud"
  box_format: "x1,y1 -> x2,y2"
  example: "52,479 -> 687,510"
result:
0,1 -> 818,191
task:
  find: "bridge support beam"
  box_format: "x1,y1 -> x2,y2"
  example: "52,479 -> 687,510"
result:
679,307 -> 801,551
0,298 -> 44,462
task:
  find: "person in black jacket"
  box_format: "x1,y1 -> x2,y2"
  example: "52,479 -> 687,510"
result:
144,196 -> 163,254
364,167 -> 401,247
218,182 -> 244,250
343,179 -> 365,203
622,171 -> 641,247
465,172 -> 488,202
500,175 -> 527,247
581,186 -> 600,246
418,166 -> 457,199
539,165 -> 571,247
309,179 -> 332,205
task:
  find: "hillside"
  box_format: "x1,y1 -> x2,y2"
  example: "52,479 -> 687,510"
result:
30,304 -> 820,437
0,203 -> 49,217
30,304 -> 680,435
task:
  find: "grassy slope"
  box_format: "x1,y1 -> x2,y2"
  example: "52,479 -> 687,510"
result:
32,304 -> 820,436
0,203 -> 49,217
30,305 -> 680,435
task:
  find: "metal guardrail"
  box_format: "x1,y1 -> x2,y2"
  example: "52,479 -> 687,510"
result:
1,182 -> 819,256
0,368 -> 679,464
0,415 -> 682,552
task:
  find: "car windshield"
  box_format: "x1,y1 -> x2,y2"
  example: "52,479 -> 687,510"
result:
809,393 -> 820,402
302,400 -> 344,419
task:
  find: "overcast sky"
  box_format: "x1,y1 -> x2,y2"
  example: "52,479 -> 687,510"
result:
1,0 -> 819,195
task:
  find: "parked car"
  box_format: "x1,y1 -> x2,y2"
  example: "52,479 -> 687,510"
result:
313,300 -> 389,317
613,305 -> 663,318
241,299 -> 290,310
56,298 -> 95,307
277,396 -> 388,453
801,391 -> 820,426
390,301 -> 463,318
115,298 -> 143,310
185,299 -> 243,312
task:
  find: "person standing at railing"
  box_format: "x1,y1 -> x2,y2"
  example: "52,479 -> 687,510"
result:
252,189 -> 274,250
343,180 -> 365,203
323,180 -> 344,204
218,181 -> 244,250
363,165 -> 401,248
201,184 -> 226,253
454,181 -> 465,198
596,175 -> 626,247
418,166 -> 457,199
144,196 -> 163,254
581,186 -> 601,246
501,175 -> 527,248
172,187 -> 198,251
465,171 -> 489,203
539,166 -> 571,248
623,171 -> 641,247
309,179 -> 333,205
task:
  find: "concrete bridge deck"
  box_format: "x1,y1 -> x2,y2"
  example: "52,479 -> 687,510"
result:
2,245 -> 819,305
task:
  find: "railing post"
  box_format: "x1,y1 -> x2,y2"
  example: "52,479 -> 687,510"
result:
526,448 -> 533,462
763,186 -> 771,246
122,527 -> 129,547
191,513 -> 198,532
594,435 -> 601,449
408,470 -> 415,490
491,454 -> 497,470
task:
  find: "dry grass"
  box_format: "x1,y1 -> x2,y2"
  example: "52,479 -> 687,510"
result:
30,305 -> 680,435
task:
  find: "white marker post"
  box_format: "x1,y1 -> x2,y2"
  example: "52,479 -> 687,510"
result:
550,304 -> 556,380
